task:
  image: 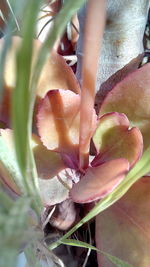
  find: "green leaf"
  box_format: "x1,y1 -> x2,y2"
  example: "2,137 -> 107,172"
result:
11,0 -> 42,214
12,0 -> 41,178
60,239 -> 133,267
101,252 -> 133,267
60,238 -> 98,251
1,0 -> 20,30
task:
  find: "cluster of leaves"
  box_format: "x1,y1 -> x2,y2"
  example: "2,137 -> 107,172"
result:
1,0 -> 150,267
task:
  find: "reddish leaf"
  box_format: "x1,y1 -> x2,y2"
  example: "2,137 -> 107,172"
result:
92,112 -> 143,167
96,176 -> 150,267
70,159 -> 129,203
100,63 -> 150,150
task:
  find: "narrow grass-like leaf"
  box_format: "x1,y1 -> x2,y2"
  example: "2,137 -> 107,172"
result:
12,0 -> 41,177
0,0 -> 20,30
60,239 -> 133,267
50,146 -> 150,250
11,0 -> 42,214
60,238 -> 98,251
100,252 -> 133,267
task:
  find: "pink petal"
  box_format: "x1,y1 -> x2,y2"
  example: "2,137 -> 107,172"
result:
99,63 -> 150,149
92,112 -> 143,168
96,176 -> 150,267
70,159 -> 129,203
37,89 -> 80,162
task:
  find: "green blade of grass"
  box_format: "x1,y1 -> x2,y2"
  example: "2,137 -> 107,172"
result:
12,0 -> 41,178
60,238 -> 98,251
11,0 -> 43,214
0,0 -> 20,30
49,146 -> 150,250
100,252 -> 133,267
59,239 -> 133,267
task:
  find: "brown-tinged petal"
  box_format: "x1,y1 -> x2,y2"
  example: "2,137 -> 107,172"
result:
70,159 -> 129,203
96,176 -> 150,267
37,89 -> 80,161
99,63 -> 150,149
92,112 -> 143,168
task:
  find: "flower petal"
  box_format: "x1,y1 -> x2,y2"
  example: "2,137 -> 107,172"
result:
96,176 -> 150,267
92,112 -> 143,167
70,159 -> 129,203
99,63 -> 150,149
37,89 -> 80,164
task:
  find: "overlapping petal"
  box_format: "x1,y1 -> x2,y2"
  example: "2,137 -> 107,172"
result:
70,159 -> 129,203
96,176 -> 150,267
92,112 -> 143,167
37,89 -> 81,164
99,63 -> 150,149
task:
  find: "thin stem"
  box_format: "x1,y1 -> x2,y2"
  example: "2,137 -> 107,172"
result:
79,0 -> 106,170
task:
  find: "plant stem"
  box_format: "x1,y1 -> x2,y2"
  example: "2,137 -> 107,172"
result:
79,0 -> 106,170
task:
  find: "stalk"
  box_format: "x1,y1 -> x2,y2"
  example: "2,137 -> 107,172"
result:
79,0 -> 106,170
